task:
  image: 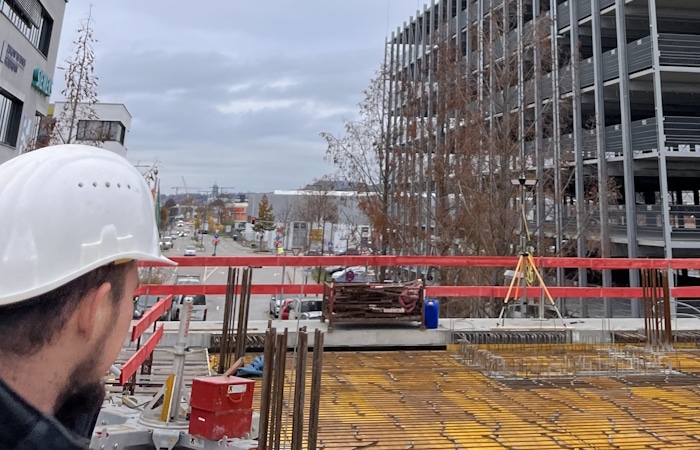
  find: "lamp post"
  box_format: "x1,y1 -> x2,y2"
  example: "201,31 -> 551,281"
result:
511,176 -> 538,317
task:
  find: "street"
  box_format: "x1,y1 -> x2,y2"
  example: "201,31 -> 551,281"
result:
163,234 -> 315,322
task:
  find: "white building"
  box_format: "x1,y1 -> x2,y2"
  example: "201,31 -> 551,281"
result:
0,0 -> 67,163
50,102 -> 131,157
246,189 -> 371,254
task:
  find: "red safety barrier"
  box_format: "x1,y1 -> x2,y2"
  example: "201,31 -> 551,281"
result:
120,324 -> 164,385
134,256 -> 700,300
138,255 -> 700,269
130,295 -> 173,342
133,283 -> 700,299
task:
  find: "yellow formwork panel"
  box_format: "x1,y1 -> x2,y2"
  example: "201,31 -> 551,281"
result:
249,348 -> 700,449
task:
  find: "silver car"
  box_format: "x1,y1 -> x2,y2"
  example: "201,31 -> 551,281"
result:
184,245 -> 197,256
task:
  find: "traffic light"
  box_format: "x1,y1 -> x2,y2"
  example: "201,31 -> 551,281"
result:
251,217 -> 256,224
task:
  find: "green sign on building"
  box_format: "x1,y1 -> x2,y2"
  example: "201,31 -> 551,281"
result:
31,68 -> 52,96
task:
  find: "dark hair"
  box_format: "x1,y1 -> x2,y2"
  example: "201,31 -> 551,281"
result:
0,261 -> 136,357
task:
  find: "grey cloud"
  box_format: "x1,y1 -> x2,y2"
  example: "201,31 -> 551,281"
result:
55,0 -> 421,192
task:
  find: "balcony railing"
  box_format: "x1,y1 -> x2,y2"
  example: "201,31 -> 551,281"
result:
659,34 -> 700,67
516,116 -> 700,164
558,0 -> 620,31
605,116 -> 700,156
578,33 -> 700,90
609,205 -> 700,241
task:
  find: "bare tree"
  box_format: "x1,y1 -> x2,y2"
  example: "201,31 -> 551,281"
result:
274,197 -> 295,248
293,178 -> 339,254
51,6 -> 101,146
322,69 -> 399,257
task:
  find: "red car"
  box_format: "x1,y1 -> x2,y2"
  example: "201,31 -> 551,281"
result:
280,298 -> 295,320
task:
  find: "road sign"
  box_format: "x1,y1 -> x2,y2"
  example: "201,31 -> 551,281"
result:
292,247 -> 301,256
214,233 -> 219,239
345,270 -> 355,282
328,241 -> 333,248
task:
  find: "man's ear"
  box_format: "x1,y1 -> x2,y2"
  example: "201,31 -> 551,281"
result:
74,282 -> 112,338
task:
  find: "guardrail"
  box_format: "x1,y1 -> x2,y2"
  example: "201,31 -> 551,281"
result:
119,295 -> 173,392
135,256 -> 700,300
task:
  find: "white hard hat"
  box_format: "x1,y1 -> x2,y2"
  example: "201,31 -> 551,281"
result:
0,144 -> 175,306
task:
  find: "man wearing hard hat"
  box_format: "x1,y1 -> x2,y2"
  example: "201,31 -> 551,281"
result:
0,145 -> 175,448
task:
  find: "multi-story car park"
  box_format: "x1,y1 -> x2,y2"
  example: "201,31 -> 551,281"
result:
0,0 -> 67,163
384,0 -> 700,317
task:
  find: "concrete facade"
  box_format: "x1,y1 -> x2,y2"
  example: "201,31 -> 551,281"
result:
386,0 -> 700,317
50,101 -> 132,156
0,0 -> 67,162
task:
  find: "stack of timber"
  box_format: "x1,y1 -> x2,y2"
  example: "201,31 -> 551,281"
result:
321,280 -> 425,330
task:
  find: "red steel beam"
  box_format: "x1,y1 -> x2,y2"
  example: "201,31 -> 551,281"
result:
133,283 -> 700,299
130,295 -> 173,342
138,255 -> 700,269
120,324 -> 164,386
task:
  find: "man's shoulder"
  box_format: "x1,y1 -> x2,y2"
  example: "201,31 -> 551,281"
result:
0,379 -> 89,450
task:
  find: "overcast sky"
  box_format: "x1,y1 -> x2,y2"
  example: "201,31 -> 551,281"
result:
53,1 -> 424,195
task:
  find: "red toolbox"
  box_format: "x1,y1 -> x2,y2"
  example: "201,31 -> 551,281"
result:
190,376 -> 255,412
189,408 -> 253,440
188,376 -> 256,440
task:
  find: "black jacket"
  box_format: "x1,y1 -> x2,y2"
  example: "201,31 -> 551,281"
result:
0,378 -> 96,450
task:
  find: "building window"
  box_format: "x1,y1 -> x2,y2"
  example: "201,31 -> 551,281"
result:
76,120 -> 126,144
37,10 -> 52,56
1,0 -> 54,57
0,91 -> 22,147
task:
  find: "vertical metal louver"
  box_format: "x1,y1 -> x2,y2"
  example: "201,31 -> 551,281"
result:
10,0 -> 42,27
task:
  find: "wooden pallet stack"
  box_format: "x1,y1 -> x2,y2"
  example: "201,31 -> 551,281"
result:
321,280 -> 425,331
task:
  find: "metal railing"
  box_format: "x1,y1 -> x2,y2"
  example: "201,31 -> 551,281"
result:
608,205 -> 700,240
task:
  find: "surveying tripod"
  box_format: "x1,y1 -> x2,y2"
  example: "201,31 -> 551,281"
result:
497,191 -> 566,326
498,251 -> 566,326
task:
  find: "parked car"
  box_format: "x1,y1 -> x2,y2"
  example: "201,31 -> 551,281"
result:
299,310 -> 323,320
280,298 -> 296,320
337,248 -> 360,256
331,266 -> 376,283
288,298 -> 323,320
269,294 -> 283,318
133,295 -> 168,320
324,266 -> 345,276
184,245 -> 197,256
171,294 -> 207,321
170,275 -> 207,320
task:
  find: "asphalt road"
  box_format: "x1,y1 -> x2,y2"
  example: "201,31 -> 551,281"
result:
163,234 -> 315,322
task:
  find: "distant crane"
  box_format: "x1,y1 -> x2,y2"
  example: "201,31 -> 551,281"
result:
172,186 -> 201,196
172,177 -> 200,196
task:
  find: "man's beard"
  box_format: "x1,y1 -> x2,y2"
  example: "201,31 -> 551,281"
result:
53,379 -> 106,437
53,326 -> 112,437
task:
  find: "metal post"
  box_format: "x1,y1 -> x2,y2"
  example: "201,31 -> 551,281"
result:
258,327 -> 276,449
549,0 -> 564,287
648,0 -> 675,317
591,0 -> 610,318
615,0 -> 641,317
569,0 -> 587,319
307,329 -> 324,450
271,330 -> 287,450
291,331 -> 308,450
521,183 -> 528,316
169,297 -> 192,422
533,0 -> 545,257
